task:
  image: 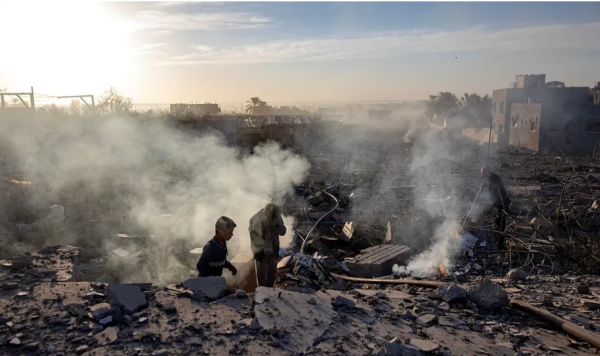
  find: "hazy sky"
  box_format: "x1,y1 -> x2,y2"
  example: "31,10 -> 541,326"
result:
1,1 -> 600,104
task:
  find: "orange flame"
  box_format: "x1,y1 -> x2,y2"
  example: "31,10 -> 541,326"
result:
439,261 -> 446,277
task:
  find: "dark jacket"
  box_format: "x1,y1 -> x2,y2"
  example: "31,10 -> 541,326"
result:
488,173 -> 511,210
249,209 -> 286,257
196,238 -> 234,277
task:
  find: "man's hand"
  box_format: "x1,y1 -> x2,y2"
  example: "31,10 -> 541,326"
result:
228,265 -> 238,276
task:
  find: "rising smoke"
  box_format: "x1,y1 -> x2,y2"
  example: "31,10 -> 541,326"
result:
0,112 -> 309,285
393,127 -> 488,277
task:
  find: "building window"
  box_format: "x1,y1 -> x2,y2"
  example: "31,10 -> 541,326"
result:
530,119 -> 535,131
512,116 -> 517,127
499,102 -> 505,114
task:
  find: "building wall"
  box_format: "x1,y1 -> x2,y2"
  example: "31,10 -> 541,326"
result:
509,103 -> 542,151
492,88 -> 527,145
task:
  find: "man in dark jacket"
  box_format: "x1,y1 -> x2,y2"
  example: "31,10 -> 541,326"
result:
481,166 -> 511,249
249,204 -> 286,287
196,216 -> 238,277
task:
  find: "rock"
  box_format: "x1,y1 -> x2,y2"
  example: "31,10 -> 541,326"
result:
90,303 -> 121,321
416,314 -> 435,326
582,299 -> 600,310
24,342 -> 39,350
235,290 -> 247,298
94,326 -> 119,346
333,295 -> 356,309
75,345 -> 89,354
96,274 -> 115,284
9,338 -> 21,346
254,287 -> 336,354
409,339 -> 439,352
506,268 -> 528,283
99,315 -> 113,325
577,284 -> 590,294
468,279 -> 510,311
437,284 -> 468,304
152,350 -> 169,356
11,256 -> 33,270
182,277 -> 227,301
107,284 -> 148,314
382,342 -> 423,356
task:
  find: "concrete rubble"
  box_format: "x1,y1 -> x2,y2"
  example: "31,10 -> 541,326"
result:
2,126 -> 600,355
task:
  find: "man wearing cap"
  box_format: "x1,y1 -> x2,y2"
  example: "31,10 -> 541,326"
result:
481,166 -> 511,249
196,216 -> 238,277
249,204 -> 286,287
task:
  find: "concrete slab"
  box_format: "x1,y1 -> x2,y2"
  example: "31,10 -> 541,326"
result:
345,245 -> 412,278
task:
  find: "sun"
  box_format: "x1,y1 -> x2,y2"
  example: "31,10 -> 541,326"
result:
0,1 -> 136,95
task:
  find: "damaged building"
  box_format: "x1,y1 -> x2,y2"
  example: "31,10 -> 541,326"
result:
492,74 -> 600,154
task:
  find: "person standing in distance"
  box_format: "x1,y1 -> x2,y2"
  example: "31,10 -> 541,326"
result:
249,204 -> 286,287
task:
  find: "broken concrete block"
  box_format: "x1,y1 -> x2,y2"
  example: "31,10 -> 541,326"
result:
346,245 -> 412,278
183,276 -> 227,300
107,284 -> 148,314
254,287 -> 336,353
437,284 -> 468,304
468,279 -> 509,311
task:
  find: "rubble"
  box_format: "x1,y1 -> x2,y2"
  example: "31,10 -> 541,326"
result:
106,284 -> 148,314
506,268 -> 529,283
467,279 -> 510,311
182,276 -> 227,300
436,283 -> 468,304
345,245 -> 412,278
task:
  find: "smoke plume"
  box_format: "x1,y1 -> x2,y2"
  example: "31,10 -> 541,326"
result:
0,113 -> 309,285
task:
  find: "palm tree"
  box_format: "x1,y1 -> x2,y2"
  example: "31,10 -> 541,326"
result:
245,97 -> 263,114
425,92 -> 458,122
459,93 -> 492,127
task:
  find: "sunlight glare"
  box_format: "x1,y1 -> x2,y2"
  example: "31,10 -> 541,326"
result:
0,1 -> 136,94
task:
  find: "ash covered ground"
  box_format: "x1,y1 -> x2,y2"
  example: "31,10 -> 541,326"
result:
1,117 -> 600,356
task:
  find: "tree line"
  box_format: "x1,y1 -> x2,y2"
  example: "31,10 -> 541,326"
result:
425,92 -> 492,127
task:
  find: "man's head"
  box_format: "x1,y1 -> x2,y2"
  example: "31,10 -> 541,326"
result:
480,166 -> 492,180
215,216 -> 236,241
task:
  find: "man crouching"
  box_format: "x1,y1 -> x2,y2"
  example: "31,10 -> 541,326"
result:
196,216 -> 238,277
249,204 -> 286,287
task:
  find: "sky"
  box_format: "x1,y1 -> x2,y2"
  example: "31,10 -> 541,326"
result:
1,1 -> 600,105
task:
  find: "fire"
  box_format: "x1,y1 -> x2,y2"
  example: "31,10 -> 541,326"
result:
439,261 -> 446,277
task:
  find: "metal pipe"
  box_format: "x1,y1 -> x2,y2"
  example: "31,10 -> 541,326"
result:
332,274 -> 447,288
511,300 -> 600,349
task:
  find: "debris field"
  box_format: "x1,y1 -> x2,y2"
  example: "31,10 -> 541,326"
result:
2,124 -> 600,355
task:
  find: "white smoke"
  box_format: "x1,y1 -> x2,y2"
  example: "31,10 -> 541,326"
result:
0,113 -> 309,285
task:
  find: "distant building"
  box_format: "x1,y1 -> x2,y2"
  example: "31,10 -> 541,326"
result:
492,74 -> 600,154
170,103 -> 221,115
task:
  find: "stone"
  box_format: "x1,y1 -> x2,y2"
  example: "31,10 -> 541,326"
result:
9,338 -> 21,346
582,299 -> 600,310
254,287 -> 336,354
333,295 -> 356,309
94,326 -> 119,346
90,303 -> 122,321
416,314 -> 435,326
382,342 -> 423,356
183,276 -> 227,301
577,284 -> 590,294
409,339 -> 439,352
106,284 -> 148,314
437,284 -> 468,304
507,268 -> 528,283
99,316 -> 113,325
11,256 -> 33,270
76,345 -> 89,354
468,279 -> 510,311
152,350 -> 169,356
0,282 -> 19,290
